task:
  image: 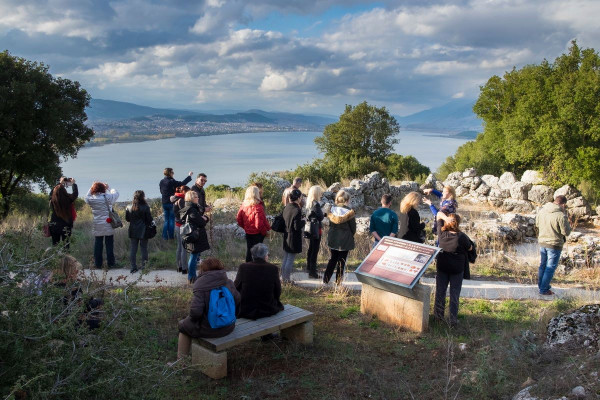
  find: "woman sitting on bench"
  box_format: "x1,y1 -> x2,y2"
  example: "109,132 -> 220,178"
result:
176,258 -> 241,359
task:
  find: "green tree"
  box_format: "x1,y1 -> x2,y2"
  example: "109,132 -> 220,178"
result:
0,51 -> 93,218
386,154 -> 430,181
439,41 -> 600,194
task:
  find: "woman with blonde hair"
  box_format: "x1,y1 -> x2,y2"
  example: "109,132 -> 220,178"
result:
400,191 -> 425,243
304,185 -> 324,278
323,190 -> 356,284
237,185 -> 271,262
423,185 -> 458,228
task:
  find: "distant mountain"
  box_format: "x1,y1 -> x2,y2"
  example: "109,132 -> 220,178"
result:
86,99 -> 200,121
396,99 -> 482,134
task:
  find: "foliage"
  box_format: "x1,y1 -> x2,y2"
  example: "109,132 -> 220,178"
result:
0,51 -> 94,219
204,184 -> 244,201
438,41 -> 600,196
246,172 -> 287,213
385,154 -> 430,181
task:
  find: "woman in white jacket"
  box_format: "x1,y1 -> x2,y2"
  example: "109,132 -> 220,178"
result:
85,182 -> 120,268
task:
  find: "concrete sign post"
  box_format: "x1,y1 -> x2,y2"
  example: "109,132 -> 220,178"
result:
355,237 -> 441,332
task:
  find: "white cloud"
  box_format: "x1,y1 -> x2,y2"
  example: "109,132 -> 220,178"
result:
414,60 -> 471,75
452,91 -> 465,99
259,73 -> 288,91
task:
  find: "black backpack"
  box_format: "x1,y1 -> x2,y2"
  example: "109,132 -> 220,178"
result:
271,212 -> 286,233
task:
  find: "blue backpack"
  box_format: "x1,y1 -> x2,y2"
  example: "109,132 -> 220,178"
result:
207,286 -> 236,329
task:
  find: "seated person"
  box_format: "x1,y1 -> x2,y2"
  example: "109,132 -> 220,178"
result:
176,257 -> 241,359
234,243 -> 284,320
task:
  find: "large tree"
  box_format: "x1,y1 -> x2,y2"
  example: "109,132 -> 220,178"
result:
314,101 -> 399,179
439,42 -> 600,193
0,51 -> 94,218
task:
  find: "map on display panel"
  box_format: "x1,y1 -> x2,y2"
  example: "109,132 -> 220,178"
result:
355,237 -> 441,289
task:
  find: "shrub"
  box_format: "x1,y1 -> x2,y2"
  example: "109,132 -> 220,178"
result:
246,172 -> 287,214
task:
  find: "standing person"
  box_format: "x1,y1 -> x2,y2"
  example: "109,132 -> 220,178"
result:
84,182 -> 120,268
369,194 -> 398,247
125,190 -> 153,274
423,186 -> 458,232
176,258 -> 240,360
323,190 -> 356,285
400,192 -> 426,243
281,189 -> 305,283
237,186 -> 270,263
172,186 -> 190,274
536,195 -> 571,296
159,168 -> 193,240
49,177 -> 78,249
304,185 -> 324,278
282,177 -> 303,206
179,191 -> 210,284
251,182 -> 266,211
434,213 -> 472,327
234,243 -> 284,319
191,173 -> 212,214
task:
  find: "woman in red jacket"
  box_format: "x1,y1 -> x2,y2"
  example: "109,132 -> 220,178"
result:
237,186 -> 271,262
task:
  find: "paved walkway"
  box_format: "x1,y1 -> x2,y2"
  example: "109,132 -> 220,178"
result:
81,268 -> 600,302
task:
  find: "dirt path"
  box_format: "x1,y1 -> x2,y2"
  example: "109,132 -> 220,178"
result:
81,268 -> 600,302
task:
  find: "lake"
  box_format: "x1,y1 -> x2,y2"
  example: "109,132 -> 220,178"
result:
61,130 -> 469,200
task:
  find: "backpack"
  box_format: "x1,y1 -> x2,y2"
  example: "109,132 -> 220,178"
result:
207,286 -> 236,329
271,212 -> 286,233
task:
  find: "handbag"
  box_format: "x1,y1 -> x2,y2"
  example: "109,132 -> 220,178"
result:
43,222 -> 51,237
303,218 -> 319,239
103,195 -> 123,229
271,212 -> 286,233
145,220 -> 157,239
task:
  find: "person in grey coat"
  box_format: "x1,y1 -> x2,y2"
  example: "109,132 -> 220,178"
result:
85,182 -> 119,268
125,190 -> 153,273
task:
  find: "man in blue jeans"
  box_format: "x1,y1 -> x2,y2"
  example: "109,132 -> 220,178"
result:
159,168 -> 192,239
536,195 -> 571,295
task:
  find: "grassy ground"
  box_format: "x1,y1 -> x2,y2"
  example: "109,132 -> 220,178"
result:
143,285 -> 597,400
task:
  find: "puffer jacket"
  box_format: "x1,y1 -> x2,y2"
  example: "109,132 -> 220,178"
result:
125,203 -> 152,239
179,202 -> 210,254
536,202 -> 571,250
327,206 -> 356,251
178,269 -> 241,338
85,189 -> 120,237
236,203 -> 270,236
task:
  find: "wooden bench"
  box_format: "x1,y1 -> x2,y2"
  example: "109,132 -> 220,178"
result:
191,304 -> 314,379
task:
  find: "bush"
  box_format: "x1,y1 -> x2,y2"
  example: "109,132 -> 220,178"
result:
246,172 -> 287,214
385,154 -> 430,181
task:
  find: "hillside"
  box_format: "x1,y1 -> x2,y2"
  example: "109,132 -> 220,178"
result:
396,99 -> 482,134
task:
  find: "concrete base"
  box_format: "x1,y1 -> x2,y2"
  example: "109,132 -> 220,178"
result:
191,342 -> 227,379
360,282 -> 431,332
281,321 -> 314,344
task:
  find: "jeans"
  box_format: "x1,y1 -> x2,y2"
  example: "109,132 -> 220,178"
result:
281,251 -> 296,282
174,226 -> 188,271
306,236 -> 321,273
538,247 -> 562,293
188,252 -> 201,281
162,203 -> 175,240
130,238 -> 148,270
324,249 -> 349,284
434,270 -> 464,325
94,235 -> 115,268
245,233 -> 265,262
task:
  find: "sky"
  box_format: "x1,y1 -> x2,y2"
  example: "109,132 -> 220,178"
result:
0,0 -> 598,116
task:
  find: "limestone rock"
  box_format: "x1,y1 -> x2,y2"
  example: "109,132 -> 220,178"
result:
443,178 -> 462,190
456,186 -> 470,197
340,187 -> 364,209
462,168 -> 478,178
327,182 -> 341,193
446,171 -> 463,181
475,183 -> 491,196
512,386 -> 538,400
355,217 -> 370,234
273,177 -> 291,194
212,198 -> 242,213
547,304 -> 600,348
502,198 -> 534,213
481,174 -> 499,188
528,185 -> 554,204
423,173 -> 438,188
360,171 -> 391,206
462,176 -> 482,191
498,172 -> 517,190
488,188 -> 511,206
212,223 -> 246,239
571,386 -> 586,398
521,170 -> 544,185
567,196 -> 592,219
554,185 -> 580,200
349,179 -> 363,190
510,182 -> 532,200
322,191 -> 335,200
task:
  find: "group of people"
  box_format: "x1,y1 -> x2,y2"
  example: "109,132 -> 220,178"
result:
48,168 -> 573,328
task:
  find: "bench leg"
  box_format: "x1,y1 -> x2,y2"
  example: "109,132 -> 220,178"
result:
191,342 -> 227,379
281,321 -> 314,344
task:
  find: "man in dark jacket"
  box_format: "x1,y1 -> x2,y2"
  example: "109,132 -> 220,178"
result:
159,167 -> 192,240
234,243 -> 284,320
191,173 -> 212,214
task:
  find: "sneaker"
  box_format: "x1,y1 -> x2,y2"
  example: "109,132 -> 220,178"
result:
540,290 -> 555,296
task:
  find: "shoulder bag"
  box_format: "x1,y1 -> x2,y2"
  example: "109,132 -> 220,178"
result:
104,195 -> 123,229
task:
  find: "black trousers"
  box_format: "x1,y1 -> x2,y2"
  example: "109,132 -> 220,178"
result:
306,236 -> 321,273
434,270 -> 464,324
324,249 -> 349,283
245,233 -> 265,262
51,222 -> 72,250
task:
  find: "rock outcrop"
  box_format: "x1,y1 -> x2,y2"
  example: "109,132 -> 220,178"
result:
547,304 -> 600,348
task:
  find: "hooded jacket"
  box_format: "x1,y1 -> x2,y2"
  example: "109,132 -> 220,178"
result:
178,269 -> 241,338
327,206 -> 356,251
536,202 -> 571,250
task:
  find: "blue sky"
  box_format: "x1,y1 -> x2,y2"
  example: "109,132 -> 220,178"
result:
1,0 -> 597,116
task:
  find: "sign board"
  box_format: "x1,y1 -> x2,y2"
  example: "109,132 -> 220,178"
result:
355,237 -> 441,294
